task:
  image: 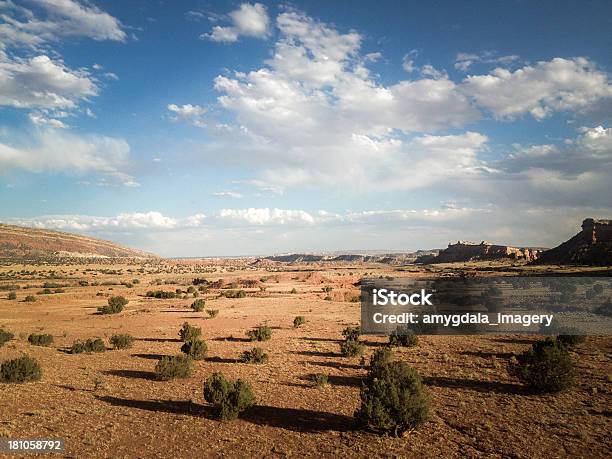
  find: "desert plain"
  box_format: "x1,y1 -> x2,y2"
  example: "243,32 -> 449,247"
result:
0,259 -> 610,458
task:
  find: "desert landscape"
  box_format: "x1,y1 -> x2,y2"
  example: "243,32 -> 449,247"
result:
0,222 -> 610,458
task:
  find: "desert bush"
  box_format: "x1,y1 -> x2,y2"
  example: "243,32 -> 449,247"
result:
179,322 -> 202,342
187,286 -> 196,293
191,299 -> 205,312
311,373 -> 328,388
342,326 -> 361,341
0,284 -> 19,291
110,334 -> 135,349
556,333 -> 586,347
293,316 -> 306,328
181,339 -> 207,360
206,309 -> 219,318
71,338 -> 106,354
146,290 -> 176,299
509,338 -> 575,393
389,327 -> 418,347
368,347 -> 395,376
7,291 -> 17,300
0,329 -> 14,347
340,339 -> 365,357
240,347 -> 268,364
24,295 -> 37,302
0,355 -> 42,383
593,299 -> 612,318
246,326 -> 272,342
203,372 -> 256,420
28,333 -> 53,347
223,289 -> 246,299
98,296 -> 128,314
290,288 -> 297,294
355,354 -> 429,436
154,355 -> 194,380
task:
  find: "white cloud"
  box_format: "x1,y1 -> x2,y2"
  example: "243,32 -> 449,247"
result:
203,3 -> 269,43
0,54 -> 97,109
0,0 -> 125,49
167,103 -> 206,127
454,51 -> 520,71
0,128 -> 137,186
461,57 -> 612,119
218,208 -> 315,225
212,191 -> 243,198
402,50 -> 418,73
28,112 -> 69,128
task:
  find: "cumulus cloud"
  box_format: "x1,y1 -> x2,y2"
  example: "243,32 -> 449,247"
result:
0,0 -> 126,48
28,112 -> 69,128
0,128 -> 138,186
461,57 -> 612,119
203,3 -> 269,43
0,54 -> 97,109
207,11 -> 483,190
212,191 -> 243,198
167,103 -> 206,127
454,51 -> 520,71
218,208 -> 315,225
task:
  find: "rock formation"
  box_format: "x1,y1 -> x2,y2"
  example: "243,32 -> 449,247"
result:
535,218 -> 612,265
421,241 -> 541,264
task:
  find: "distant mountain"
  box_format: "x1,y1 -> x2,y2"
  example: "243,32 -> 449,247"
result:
0,224 -> 157,260
535,218 -> 612,266
265,250 -> 440,265
419,241 -> 543,264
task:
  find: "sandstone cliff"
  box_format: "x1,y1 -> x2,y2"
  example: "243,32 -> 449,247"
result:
535,218 -> 612,266
0,224 -> 157,260
421,241 -> 541,264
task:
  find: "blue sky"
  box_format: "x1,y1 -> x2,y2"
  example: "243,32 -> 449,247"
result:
0,1 -> 611,256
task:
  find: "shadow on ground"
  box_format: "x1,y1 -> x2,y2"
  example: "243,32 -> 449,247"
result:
96,396 -> 354,433
131,353 -> 168,360
423,375 -> 524,394
103,369 -> 157,381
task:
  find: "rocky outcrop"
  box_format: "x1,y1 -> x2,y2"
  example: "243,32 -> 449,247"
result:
0,224 -> 157,260
535,218 -> 612,266
265,250 -> 440,265
422,241 -> 541,264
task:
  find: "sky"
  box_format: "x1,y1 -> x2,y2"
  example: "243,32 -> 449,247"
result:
0,0 -> 611,257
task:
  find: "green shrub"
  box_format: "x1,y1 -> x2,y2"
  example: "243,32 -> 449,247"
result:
24,295 -> 37,302
179,322 -> 202,342
191,299 -> 205,312
203,372 -> 255,420
187,286 -> 196,294
110,334 -> 135,349
154,355 -> 193,380
146,290 -> 176,299
246,326 -> 272,342
0,329 -> 14,347
293,316 -> 306,328
28,334 -> 53,347
311,373 -> 328,388
240,347 -> 268,364
98,296 -> 128,314
556,333 -> 586,348
342,326 -> 361,341
368,347 -> 394,376
71,338 -> 106,354
0,284 -> 19,291
0,355 -> 42,383
181,339 -> 207,360
355,355 -> 429,436
389,327 -> 418,347
509,338 -> 575,393
290,288 -> 297,294
340,339 -> 365,357
206,309 -> 219,318
223,289 -> 246,299
8,292 -> 17,300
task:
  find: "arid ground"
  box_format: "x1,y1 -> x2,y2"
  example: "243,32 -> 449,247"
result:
0,260 -> 610,458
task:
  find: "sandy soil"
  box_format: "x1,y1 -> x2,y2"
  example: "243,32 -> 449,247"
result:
0,261 -> 610,458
